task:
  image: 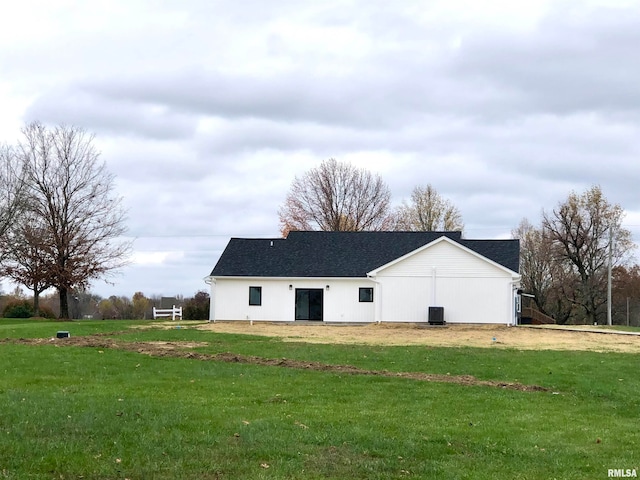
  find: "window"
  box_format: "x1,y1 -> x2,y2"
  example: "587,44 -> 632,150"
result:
249,286 -> 262,306
359,287 -> 373,303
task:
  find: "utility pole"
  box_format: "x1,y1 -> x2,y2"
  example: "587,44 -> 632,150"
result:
607,226 -> 613,326
627,297 -> 630,327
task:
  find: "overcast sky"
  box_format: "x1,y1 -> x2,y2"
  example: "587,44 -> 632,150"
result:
1,0 -> 639,299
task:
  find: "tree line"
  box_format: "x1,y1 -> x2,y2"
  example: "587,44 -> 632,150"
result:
513,185 -> 637,325
280,159 -> 638,325
0,122 -> 130,318
0,288 -> 210,321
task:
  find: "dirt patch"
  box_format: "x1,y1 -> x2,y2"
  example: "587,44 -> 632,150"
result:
208,352 -> 548,392
195,322 -> 640,353
2,335 -> 547,392
2,336 -> 207,351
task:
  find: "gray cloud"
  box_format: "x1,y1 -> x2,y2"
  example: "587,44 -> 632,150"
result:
25,89 -> 198,140
449,6 -> 640,118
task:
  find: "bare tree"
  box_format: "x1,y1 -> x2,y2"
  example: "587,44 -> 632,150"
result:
17,122 -> 131,319
278,158 -> 393,236
0,144 -> 26,251
512,218 -> 554,314
612,265 -> 640,326
542,185 -> 635,324
0,213 -> 53,316
512,218 -> 577,324
396,184 -> 464,231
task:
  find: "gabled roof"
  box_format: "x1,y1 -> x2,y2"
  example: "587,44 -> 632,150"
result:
367,235 -> 519,277
209,231 -> 519,278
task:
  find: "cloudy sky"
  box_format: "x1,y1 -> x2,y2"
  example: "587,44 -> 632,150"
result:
1,0 -> 639,299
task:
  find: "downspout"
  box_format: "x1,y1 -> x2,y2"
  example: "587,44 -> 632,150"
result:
367,275 -> 382,324
204,276 -> 216,322
509,279 -> 521,327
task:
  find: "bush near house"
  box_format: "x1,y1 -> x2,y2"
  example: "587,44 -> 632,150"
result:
182,290 -> 210,320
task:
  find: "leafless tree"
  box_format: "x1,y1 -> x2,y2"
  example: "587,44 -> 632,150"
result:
612,265 -> 640,326
278,158 -> 393,236
512,218 -> 577,324
542,185 -> 635,324
17,122 -> 131,319
0,144 -> 26,252
545,260 -> 580,325
512,218 -> 554,314
0,213 -> 53,316
395,184 -> 464,232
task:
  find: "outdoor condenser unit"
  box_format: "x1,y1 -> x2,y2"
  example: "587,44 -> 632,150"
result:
428,306 -> 445,325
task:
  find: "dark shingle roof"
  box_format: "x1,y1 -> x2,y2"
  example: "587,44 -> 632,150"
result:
209,231 -> 519,278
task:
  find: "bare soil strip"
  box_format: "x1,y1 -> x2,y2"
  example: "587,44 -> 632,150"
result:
196,322 -> 640,353
2,335 -> 547,392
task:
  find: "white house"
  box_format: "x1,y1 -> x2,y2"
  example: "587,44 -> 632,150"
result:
205,231 -> 521,325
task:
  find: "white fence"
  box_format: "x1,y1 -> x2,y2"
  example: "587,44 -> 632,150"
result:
152,305 -> 183,320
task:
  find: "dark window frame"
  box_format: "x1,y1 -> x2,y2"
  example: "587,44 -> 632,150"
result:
249,286 -> 262,306
359,287 -> 374,303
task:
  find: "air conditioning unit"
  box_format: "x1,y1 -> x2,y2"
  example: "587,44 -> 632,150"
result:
428,306 -> 445,325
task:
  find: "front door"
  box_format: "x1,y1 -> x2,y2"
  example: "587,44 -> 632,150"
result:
295,289 -> 323,321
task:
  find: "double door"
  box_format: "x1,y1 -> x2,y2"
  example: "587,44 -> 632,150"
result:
295,288 -> 323,321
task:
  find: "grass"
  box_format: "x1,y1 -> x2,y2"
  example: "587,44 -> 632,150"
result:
0,317 -> 141,338
1,318 -> 639,479
539,323 -> 640,333
608,325 -> 640,333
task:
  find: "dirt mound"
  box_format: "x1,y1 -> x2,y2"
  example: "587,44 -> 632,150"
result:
208,352 -> 547,392
2,335 -> 547,392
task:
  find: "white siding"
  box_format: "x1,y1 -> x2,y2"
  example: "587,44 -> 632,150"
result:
378,240 -> 508,278
321,280 -> 376,322
214,279 -> 288,321
377,277 -> 433,322
375,240 -> 517,324
212,278 -> 375,322
431,277 -> 512,324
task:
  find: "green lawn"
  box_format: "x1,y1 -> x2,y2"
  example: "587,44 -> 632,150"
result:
0,319 -> 638,479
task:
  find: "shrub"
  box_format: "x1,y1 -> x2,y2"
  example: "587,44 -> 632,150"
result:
3,300 -> 34,318
183,291 -> 210,320
1,300 -> 57,319
36,306 -> 57,319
